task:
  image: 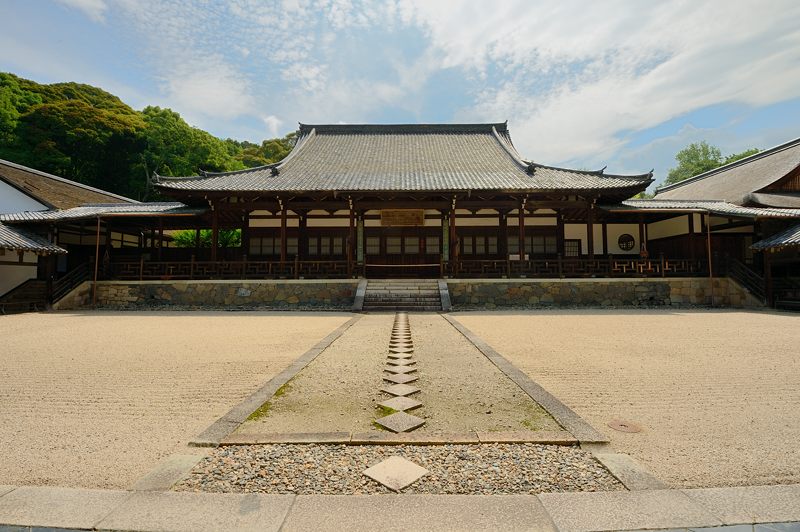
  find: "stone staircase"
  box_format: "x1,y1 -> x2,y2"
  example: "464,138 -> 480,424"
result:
361,279 -> 443,312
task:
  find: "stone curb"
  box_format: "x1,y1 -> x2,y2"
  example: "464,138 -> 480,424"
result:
131,454 -> 205,492
219,430 -> 577,446
190,315 -> 362,447
441,314 -> 609,443
352,278 -> 368,311
1,484 -> 798,531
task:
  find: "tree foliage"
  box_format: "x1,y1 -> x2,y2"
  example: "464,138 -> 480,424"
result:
0,72 -> 295,200
172,228 -> 241,248
664,141 -> 760,186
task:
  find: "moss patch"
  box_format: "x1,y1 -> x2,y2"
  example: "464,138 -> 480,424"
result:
246,380 -> 294,421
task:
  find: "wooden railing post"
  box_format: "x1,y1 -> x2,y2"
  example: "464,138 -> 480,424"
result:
557,253 -> 563,279
660,253 -> 665,277
295,255 -> 300,279
190,255 -> 195,280
139,255 -> 144,281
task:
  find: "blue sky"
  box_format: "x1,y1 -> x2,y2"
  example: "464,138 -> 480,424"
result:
1,0 -> 799,190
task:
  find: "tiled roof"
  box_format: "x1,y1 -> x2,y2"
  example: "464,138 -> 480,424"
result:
0,159 -> 136,209
654,137 -> 800,205
0,202 -> 203,223
0,222 -> 66,254
602,199 -> 800,219
745,192 -> 800,209
155,123 -> 653,194
751,223 -> 800,250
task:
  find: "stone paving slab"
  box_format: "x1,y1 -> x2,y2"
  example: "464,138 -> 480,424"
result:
683,485 -> 800,524
387,358 -> 416,366
375,411 -> 426,433
476,431 -> 578,445
384,365 -> 417,374
387,352 -> 413,359
363,456 -> 429,491
539,489 -> 722,531
220,432 -> 351,445
378,396 -> 423,412
381,383 -> 420,396
350,432 -> 482,444
281,494 -> 556,532
0,487 -> 129,530
97,491 -> 294,532
593,453 -> 669,491
132,454 -> 205,491
383,373 -> 418,384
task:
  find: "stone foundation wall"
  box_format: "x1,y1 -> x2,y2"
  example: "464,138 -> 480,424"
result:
447,277 -> 763,309
56,280 -> 359,310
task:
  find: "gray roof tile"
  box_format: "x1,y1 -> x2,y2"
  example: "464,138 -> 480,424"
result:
751,222 -> 800,250
654,137 -> 800,205
155,123 -> 652,194
603,199 -> 800,219
0,222 -> 66,254
0,202 -> 203,223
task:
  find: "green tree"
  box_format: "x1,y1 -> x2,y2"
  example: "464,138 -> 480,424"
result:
664,141 -> 760,186
172,229 -> 241,248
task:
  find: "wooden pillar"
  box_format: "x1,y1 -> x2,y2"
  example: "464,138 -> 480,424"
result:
211,204 -> 219,261
518,198 -> 526,259
298,211 -> 307,260
763,250 -> 773,307
498,210 -> 508,257
194,227 -> 201,252
92,217 -> 101,307
601,222 -> 608,256
449,199 -> 457,273
348,199 -> 355,276
638,217 -> 645,253
280,202 -> 287,265
706,214 -> 714,306
241,212 -> 250,260
557,212 -> 565,256
157,218 -> 164,261
587,204 -> 595,258
687,214 -> 696,259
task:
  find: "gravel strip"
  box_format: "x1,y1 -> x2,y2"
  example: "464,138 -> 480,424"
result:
175,443 -> 624,494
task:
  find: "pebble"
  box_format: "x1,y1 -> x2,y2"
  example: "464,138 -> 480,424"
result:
175,443 -> 624,495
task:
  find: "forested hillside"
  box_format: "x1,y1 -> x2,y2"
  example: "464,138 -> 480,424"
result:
0,73 -> 294,200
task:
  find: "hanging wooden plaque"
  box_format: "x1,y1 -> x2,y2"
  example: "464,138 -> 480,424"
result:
380,209 -> 425,227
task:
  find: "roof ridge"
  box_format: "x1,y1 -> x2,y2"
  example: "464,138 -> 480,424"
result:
297,122 -> 508,135
655,136 -> 800,194
529,162 -> 653,180
0,158 -> 138,203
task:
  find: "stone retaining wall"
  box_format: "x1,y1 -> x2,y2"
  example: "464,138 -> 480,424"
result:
56,280 -> 359,310
447,277 -> 763,309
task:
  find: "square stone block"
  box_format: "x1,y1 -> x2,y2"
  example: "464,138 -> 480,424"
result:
378,396 -> 422,412
388,347 -> 414,354
381,383 -> 420,396
385,365 -> 417,374
362,456 -> 428,491
375,411 -> 426,433
388,352 -> 413,359
387,358 -> 416,366
384,374 -> 418,384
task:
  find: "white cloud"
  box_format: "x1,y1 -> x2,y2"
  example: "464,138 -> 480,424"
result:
262,115 -> 283,137
398,1 -> 800,165
55,0 -> 107,22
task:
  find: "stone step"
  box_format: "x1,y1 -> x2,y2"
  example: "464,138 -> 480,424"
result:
363,305 -> 441,311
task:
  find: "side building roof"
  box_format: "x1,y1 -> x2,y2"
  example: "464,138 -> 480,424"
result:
0,222 -> 66,254
0,159 -> 136,209
154,122 -> 653,198
654,137 -> 800,206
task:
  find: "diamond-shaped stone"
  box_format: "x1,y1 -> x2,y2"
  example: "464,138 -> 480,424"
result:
375,411 -> 426,433
378,396 -> 422,412
384,365 -> 417,374
384,373 -> 418,384
387,353 -> 413,360
381,383 -> 420,396
387,358 -> 415,366
389,347 -> 413,354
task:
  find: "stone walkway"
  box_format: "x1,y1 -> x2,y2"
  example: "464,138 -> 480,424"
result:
1,483 -> 799,531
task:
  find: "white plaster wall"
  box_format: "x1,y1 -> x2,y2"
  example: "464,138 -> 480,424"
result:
593,224 -> 604,254
0,251 -> 38,295
250,218 -> 299,228
648,216 -> 689,240
0,181 -> 47,214
606,224 -> 641,255
507,217 -> 557,226
564,224 -> 588,254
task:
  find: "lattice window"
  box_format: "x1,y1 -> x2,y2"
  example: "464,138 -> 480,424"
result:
564,239 -> 581,257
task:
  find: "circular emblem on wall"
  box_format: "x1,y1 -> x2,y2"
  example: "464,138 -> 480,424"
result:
618,233 -> 635,251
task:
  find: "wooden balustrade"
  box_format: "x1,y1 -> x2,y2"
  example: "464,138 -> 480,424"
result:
107,257 -> 707,281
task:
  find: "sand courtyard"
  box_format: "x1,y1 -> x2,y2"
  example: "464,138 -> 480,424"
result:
0,309 -> 798,491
